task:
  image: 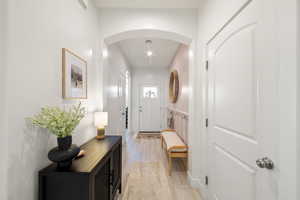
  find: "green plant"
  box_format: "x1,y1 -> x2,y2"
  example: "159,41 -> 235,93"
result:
29,103 -> 85,138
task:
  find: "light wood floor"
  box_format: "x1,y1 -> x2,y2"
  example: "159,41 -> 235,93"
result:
119,132 -> 202,200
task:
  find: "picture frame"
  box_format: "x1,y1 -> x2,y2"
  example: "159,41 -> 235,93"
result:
62,48 -> 87,99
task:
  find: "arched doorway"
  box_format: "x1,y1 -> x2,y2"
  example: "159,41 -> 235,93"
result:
102,29 -> 195,132
104,29 -> 192,46
101,28 -> 200,198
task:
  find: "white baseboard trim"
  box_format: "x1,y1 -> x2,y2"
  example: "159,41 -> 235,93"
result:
199,181 -> 208,200
187,171 -> 209,200
187,171 -> 201,189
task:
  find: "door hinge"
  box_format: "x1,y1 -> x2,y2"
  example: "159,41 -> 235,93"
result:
205,176 -> 209,185
206,60 -> 209,71
205,118 -> 209,128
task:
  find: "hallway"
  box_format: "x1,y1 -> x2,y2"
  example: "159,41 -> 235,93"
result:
121,132 -> 201,200
1,0 -> 299,200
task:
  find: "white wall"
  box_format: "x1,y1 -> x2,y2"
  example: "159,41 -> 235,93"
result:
168,44 -> 189,113
4,0 -> 101,199
0,1 -> 8,199
197,0 -> 299,199
131,68 -> 168,133
103,43 -> 131,134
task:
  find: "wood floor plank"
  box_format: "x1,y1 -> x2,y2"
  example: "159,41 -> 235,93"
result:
120,132 -> 202,200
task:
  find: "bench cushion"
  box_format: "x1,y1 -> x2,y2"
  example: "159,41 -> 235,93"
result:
162,132 -> 187,152
161,131 -> 176,137
170,148 -> 188,153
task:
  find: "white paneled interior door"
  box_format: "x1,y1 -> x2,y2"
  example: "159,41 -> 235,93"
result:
139,84 -> 161,132
108,73 -> 127,136
207,1 -> 278,200
119,74 -> 127,133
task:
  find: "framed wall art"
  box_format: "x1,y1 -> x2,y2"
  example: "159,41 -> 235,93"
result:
62,48 -> 87,99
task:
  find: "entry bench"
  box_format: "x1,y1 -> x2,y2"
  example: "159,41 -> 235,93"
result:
161,129 -> 188,175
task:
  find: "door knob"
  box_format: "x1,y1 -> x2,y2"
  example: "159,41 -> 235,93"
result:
256,157 -> 274,170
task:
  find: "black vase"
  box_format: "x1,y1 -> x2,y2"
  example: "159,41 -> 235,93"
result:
48,145 -> 80,171
57,136 -> 72,151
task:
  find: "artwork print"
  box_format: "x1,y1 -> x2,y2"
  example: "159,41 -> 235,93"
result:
62,48 -> 87,99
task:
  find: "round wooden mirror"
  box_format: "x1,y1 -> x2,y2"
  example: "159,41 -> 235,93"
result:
169,70 -> 179,103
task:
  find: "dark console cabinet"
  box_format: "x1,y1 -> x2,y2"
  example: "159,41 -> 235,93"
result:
39,136 -> 122,200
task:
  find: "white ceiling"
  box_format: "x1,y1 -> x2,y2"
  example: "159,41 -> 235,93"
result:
94,0 -> 200,8
117,38 -> 180,69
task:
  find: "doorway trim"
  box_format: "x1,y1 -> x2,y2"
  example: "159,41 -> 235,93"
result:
104,29 -> 192,46
102,29 -> 200,188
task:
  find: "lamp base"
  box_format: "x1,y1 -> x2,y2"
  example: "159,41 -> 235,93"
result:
96,135 -> 105,140
96,128 -> 105,140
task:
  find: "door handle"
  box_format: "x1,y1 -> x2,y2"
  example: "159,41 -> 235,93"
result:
256,157 -> 274,170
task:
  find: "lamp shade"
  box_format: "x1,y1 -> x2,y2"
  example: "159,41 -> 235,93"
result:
94,112 -> 108,128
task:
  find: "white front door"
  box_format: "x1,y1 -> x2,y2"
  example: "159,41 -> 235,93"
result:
207,1 -> 278,200
139,84 -> 161,132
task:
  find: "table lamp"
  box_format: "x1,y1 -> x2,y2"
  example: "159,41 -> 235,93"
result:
94,112 -> 108,140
